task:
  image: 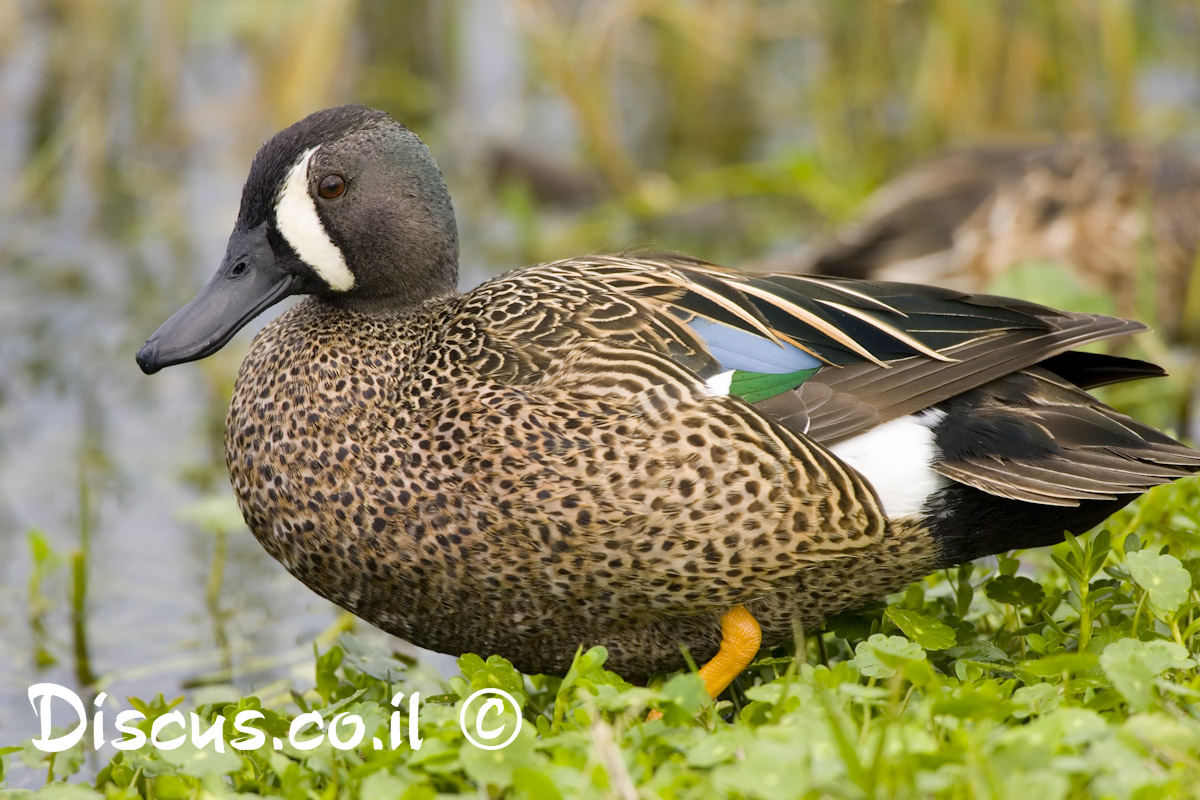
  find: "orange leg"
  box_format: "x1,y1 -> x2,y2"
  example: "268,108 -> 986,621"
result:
698,605 -> 762,699
648,605 -> 762,720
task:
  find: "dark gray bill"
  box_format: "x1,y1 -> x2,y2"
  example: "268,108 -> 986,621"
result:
136,225 -> 298,374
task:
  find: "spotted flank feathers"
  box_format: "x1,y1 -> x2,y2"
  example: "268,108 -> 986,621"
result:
138,106 -> 1200,681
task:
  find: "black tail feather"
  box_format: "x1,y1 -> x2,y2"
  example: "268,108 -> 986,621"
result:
927,484 -> 1131,565
1039,350 -> 1167,389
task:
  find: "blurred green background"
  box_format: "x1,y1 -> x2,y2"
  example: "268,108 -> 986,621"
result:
2,0 -> 1200,784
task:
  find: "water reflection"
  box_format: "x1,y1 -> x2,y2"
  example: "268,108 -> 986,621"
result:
0,3 -> 486,776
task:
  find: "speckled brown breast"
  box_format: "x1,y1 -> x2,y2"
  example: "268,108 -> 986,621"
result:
226,274 -> 941,680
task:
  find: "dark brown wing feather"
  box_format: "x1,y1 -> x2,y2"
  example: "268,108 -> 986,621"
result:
784,312 -> 1144,443
929,368 -> 1200,506
481,255 -> 1197,513
559,255 -> 1148,444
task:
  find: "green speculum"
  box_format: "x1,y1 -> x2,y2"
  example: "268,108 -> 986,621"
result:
730,367 -> 820,403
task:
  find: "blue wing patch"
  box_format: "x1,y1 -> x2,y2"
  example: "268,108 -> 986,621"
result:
686,317 -> 823,373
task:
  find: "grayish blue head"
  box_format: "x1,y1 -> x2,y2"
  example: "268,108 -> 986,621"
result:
136,105 -> 458,374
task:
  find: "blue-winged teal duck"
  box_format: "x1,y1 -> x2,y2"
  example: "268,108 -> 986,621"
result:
138,107 -> 1200,699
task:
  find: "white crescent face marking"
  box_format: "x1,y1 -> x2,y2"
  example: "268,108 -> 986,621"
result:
275,146 -> 355,292
829,410 -> 948,519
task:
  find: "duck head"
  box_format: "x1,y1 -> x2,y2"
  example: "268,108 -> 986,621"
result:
136,105 -> 458,374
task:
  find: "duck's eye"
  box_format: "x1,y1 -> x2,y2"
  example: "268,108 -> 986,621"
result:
317,174 -> 346,200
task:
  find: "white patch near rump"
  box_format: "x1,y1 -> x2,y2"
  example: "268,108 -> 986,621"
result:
703,369 -> 735,396
275,146 -> 355,291
829,409 -> 949,519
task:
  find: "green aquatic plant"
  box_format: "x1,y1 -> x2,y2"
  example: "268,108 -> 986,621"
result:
6,477 -> 1200,798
